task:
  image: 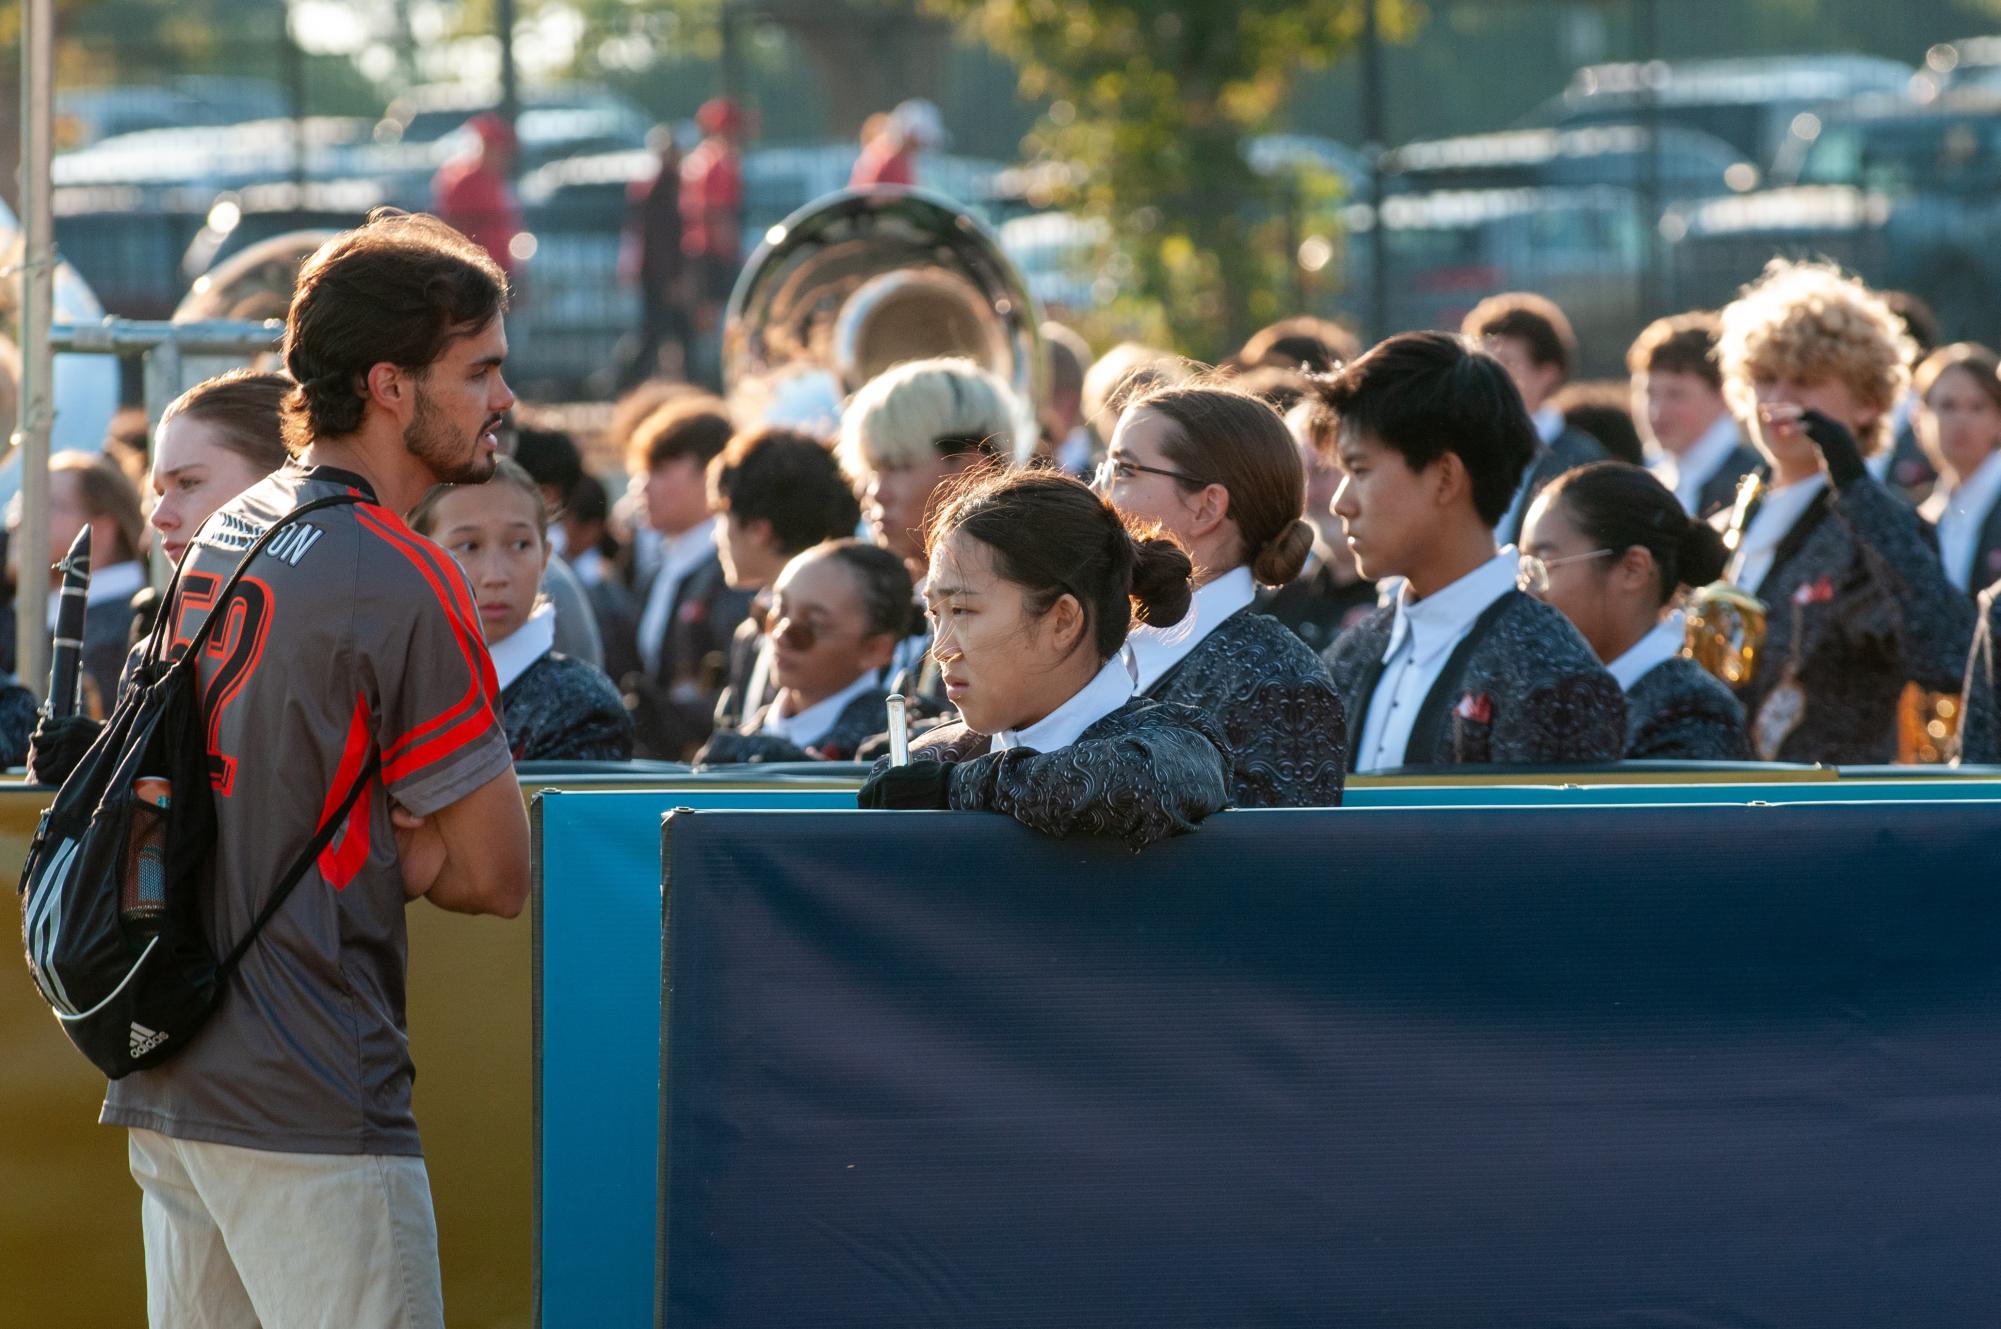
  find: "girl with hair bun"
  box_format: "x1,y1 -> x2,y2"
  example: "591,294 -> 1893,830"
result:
856,468 -> 1230,849
1521,462 -> 1750,760
1093,382 -> 1347,805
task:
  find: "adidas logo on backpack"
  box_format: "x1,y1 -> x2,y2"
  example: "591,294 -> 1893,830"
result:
129,1023 -> 168,1059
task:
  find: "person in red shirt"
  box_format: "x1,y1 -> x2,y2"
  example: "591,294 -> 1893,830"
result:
850,98 -> 945,189
680,99 -> 745,311
432,113 -> 523,277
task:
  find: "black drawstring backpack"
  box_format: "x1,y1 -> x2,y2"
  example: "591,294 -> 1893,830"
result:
18,495 -> 378,1078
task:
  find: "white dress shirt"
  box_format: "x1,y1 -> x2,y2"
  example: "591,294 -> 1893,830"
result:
1356,549 -> 1519,773
757,671 -> 880,748
1919,451 -> 2001,592
1122,565 -> 1257,693
1650,413 -> 1744,516
1532,405 -> 1565,445
635,517 -> 717,678
1727,475 -> 1826,596
1606,613 -> 1685,693
486,601 -> 557,691
992,655 -> 1135,754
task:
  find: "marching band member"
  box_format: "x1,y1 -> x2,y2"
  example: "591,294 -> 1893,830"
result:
706,426 -> 864,727
410,459 -> 634,761
837,356 -> 1027,697
1713,260 -> 1974,763
1095,382 -> 1347,806
1318,332 -> 1627,770
1911,342 -> 2001,595
1521,462 -> 1749,761
698,541 -> 908,764
857,468 -> 1230,850
1630,312 -> 1763,519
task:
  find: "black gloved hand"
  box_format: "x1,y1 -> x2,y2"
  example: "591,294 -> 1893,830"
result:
856,760 -> 954,810
1799,408 -> 1869,491
27,713 -> 102,788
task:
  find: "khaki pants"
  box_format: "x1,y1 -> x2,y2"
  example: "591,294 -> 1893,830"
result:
128,1128 -> 444,1329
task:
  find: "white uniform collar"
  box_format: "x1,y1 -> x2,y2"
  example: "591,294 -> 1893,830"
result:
1383,548 -> 1518,669
1532,405 -> 1566,445
759,671 -> 879,748
1727,474 -> 1826,594
1652,413 -> 1742,513
488,600 -> 556,691
1606,612 -> 1685,693
1121,564 -> 1256,692
992,654 -> 1135,754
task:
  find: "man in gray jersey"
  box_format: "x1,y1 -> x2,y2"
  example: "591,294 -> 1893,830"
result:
102,210 -> 531,1328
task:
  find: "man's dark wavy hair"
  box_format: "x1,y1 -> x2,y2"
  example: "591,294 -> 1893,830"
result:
280,209 -> 508,455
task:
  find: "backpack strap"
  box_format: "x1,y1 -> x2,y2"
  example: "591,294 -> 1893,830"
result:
144,494 -> 368,674
220,749 -> 384,975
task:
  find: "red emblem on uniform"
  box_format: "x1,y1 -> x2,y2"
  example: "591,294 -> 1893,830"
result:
1793,576 -> 1834,606
1455,692 -> 1493,724
679,598 -> 708,624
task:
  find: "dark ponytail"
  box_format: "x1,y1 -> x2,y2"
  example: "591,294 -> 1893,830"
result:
1542,461 -> 1725,607
926,466 -> 1194,661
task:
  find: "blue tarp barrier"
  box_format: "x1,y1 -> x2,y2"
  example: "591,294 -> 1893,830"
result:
532,789 -> 855,1329
659,803 -> 2001,1327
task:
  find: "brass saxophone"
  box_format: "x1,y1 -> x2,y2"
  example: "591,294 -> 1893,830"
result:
1683,473 -> 1768,686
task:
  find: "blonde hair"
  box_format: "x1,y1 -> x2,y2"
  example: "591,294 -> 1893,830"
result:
835,357 -> 1029,475
1717,259 -> 1915,455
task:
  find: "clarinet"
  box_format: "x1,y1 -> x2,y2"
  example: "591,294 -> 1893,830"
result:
45,528 -> 91,720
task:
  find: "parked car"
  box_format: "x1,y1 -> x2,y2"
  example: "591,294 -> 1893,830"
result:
1383,123 -> 1756,201
1338,185 -> 1652,376
1664,90 -> 2001,343
1534,55 -> 1917,169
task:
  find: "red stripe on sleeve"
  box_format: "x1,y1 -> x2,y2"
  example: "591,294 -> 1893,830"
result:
316,695 -> 377,889
353,504 -> 502,784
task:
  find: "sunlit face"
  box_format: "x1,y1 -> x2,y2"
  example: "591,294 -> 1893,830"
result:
1637,369 -> 1730,457
1287,411 -> 1357,581
1520,492 -> 1619,661
429,481 -> 547,646
1099,406 -> 1215,552
149,416 -> 272,566
403,316 -> 513,486
767,551 -> 895,708
863,452 -> 965,565
1917,364 -> 2001,485
1329,428 -> 1439,582
924,528 -> 1089,736
1747,371 -> 1877,484
640,455 -> 710,537
1482,335 -> 1564,415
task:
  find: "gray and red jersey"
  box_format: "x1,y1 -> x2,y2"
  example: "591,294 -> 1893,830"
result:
102,464 -> 513,1156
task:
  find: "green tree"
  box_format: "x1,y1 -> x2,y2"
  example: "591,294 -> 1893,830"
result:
930,0 -> 1413,356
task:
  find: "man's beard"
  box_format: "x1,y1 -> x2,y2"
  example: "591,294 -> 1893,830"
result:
405,386 -> 497,485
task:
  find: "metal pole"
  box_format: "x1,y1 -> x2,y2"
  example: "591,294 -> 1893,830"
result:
496,0 -> 520,177
1636,0 -> 1664,320
13,0 -> 56,699
1360,0 -> 1390,344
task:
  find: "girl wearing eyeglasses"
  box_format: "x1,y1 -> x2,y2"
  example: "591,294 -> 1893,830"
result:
698,540 -> 912,763
1520,462 -> 1750,760
1092,383 -> 1347,806
856,468 -> 1230,850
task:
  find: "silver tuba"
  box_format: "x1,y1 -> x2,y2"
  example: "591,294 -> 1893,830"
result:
722,187 -> 1044,430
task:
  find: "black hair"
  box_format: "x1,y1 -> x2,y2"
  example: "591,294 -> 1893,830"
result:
708,428 -> 863,556
810,539 -> 915,640
927,466 -> 1193,662
1542,461 -> 1729,607
1316,331 -> 1539,528
512,426 -> 584,501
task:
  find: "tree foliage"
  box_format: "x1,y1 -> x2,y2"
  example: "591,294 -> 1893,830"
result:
930,0 -> 1411,355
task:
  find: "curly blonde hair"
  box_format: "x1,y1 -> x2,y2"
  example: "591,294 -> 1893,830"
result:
1716,259 -> 1915,455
